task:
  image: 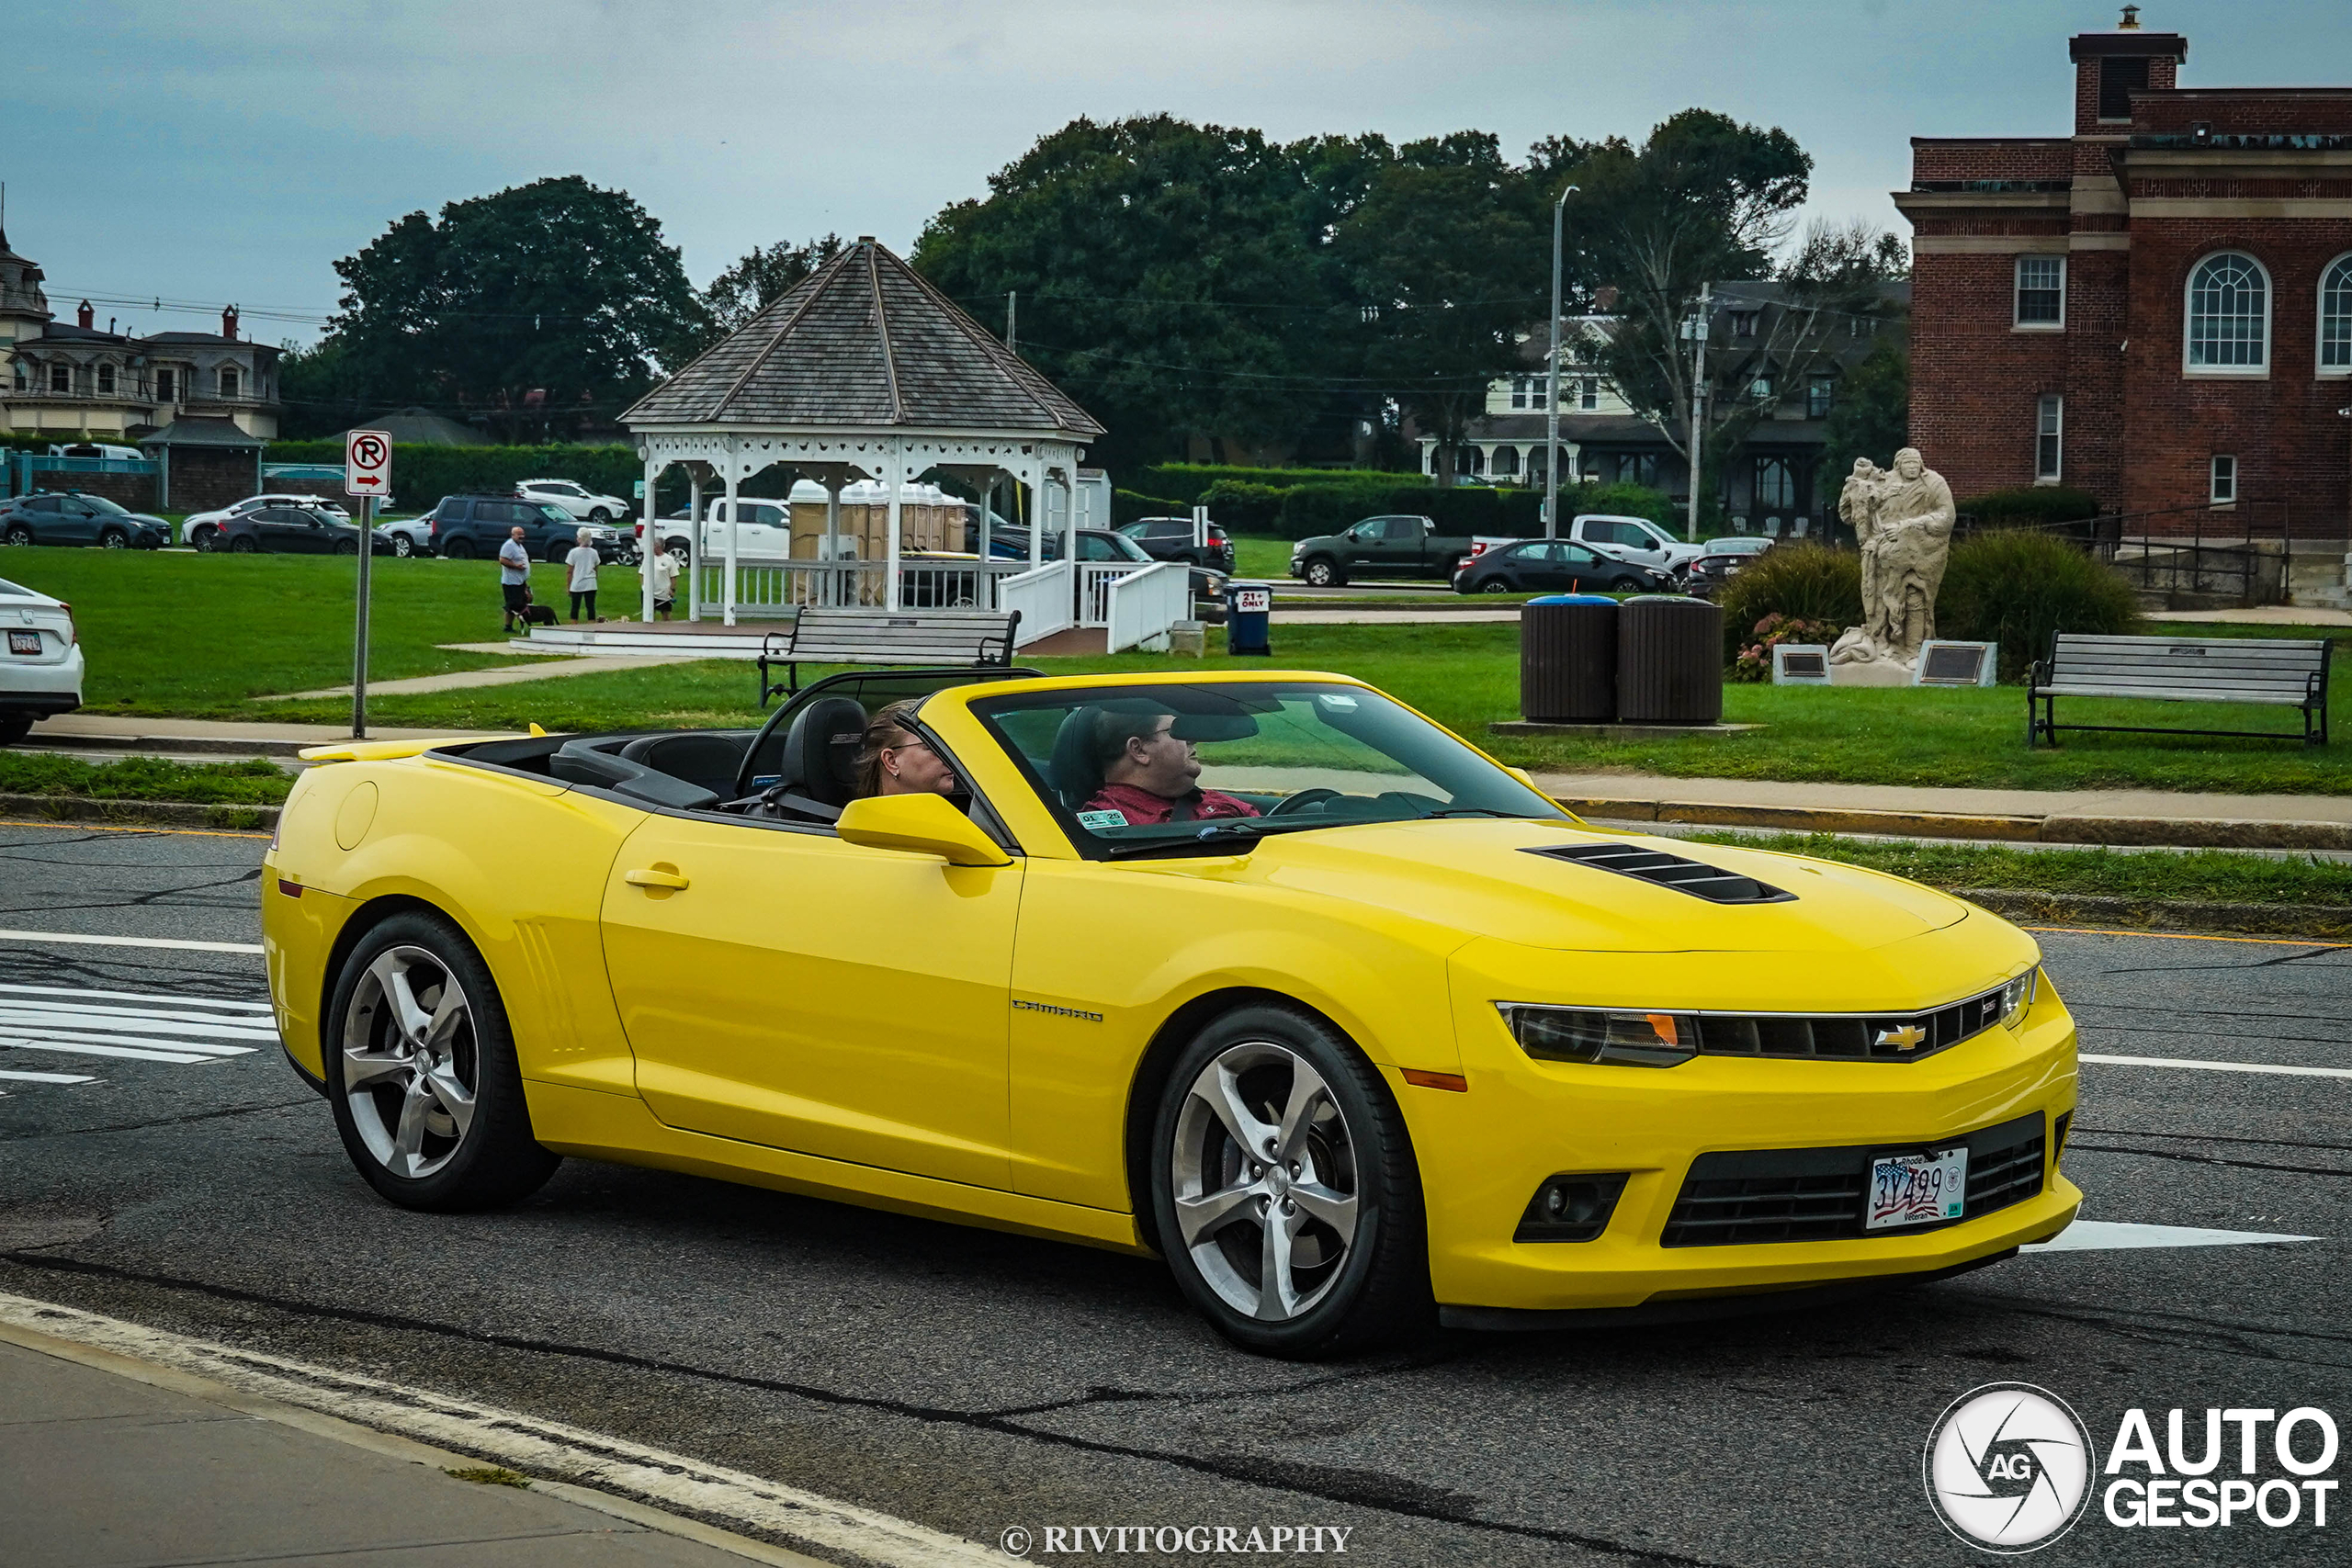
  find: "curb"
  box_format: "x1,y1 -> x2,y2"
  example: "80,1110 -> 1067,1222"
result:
0,793 -> 278,831
1554,795 -> 2352,852
26,732 -> 311,759
1952,887 -> 2352,942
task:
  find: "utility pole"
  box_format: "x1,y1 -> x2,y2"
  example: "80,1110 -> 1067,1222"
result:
1544,182 -> 1577,539
1685,281 -> 1710,544
1007,291 -> 1017,353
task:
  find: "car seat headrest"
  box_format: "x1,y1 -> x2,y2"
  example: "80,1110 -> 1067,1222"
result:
1047,707 -> 1104,810
781,696 -> 868,808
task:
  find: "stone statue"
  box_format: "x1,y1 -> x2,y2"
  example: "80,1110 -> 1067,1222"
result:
1830,447 -> 1956,675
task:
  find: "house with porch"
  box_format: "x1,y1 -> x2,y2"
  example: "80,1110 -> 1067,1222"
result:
1421,281 -> 1908,536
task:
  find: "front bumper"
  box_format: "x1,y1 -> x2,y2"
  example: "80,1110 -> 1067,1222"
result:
1407,965 -> 2080,1314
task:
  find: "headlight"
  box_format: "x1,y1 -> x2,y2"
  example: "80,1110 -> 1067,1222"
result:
1497,1004 -> 1696,1068
1999,970 -> 2039,1029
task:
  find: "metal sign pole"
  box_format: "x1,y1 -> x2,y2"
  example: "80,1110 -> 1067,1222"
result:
351,493 -> 372,739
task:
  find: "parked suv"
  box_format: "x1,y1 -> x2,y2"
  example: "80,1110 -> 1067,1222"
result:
0,492 -> 171,549
1118,516 -> 1235,570
429,494 -> 623,562
516,478 -> 630,525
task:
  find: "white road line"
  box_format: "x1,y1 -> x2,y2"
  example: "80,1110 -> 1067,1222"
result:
0,1006 -> 278,1042
2025,1220 -> 2320,1252
0,928 -> 264,954
0,982 -> 273,1012
0,1027 -> 255,1057
0,1294 -> 1001,1568
0,1036 -> 234,1066
2082,1053 -> 2352,1080
0,1068 -> 97,1084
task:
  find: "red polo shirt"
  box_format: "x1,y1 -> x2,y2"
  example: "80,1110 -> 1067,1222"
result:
1080,781 -> 1261,827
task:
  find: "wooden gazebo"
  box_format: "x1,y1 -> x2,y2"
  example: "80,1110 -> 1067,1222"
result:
621,237 -> 1104,624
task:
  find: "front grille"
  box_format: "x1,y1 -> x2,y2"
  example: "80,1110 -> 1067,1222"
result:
1660,1111 -> 2048,1247
1525,842 -> 1795,905
1690,984 -> 2011,1064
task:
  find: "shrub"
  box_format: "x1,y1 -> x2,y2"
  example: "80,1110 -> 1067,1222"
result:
264,439 -> 643,510
1958,485 -> 2099,531
1731,614 -> 1846,683
1566,481 -> 1679,533
1196,479 -> 1291,534
1112,489 -> 1188,525
1939,529 -> 2143,681
1141,463 -> 1410,503
1714,544 -> 1864,662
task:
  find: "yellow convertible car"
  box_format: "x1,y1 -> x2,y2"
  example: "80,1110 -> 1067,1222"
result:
262,668 -> 2080,1356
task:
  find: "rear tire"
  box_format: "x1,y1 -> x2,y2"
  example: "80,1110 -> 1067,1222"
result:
323,909 -> 560,1213
1478,578 -> 1511,594
0,714 -> 33,746
443,537 -> 476,560
1149,1004 -> 1431,1359
335,539 -> 358,556
2,525 -> 30,547
229,536 -> 258,555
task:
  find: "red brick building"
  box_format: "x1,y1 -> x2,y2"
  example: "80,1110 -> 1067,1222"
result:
1898,16 -> 2352,538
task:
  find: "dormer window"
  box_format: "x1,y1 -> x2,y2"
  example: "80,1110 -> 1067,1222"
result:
50,365 -> 70,394
97,364 -> 116,395
219,366 -> 241,400
155,367 -> 176,402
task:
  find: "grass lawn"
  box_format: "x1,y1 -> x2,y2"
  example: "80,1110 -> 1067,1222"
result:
0,751 -> 289,805
1688,831 -> 2352,909
9,547 -> 2349,795
0,547 -> 577,716
1230,536 -> 1293,581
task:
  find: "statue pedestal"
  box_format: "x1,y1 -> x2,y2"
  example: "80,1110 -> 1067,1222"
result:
1828,660 -> 1913,687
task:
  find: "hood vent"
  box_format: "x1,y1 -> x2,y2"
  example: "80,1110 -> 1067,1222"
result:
1525,841 -> 1795,905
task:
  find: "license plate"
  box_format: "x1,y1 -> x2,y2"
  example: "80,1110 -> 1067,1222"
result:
1866,1146 -> 1969,1230
6,630 -> 40,656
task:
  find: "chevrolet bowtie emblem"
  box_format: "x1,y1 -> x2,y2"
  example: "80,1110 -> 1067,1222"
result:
1876,1023 -> 1928,1053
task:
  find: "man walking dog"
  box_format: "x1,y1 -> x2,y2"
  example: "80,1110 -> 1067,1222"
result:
498,525 -> 532,633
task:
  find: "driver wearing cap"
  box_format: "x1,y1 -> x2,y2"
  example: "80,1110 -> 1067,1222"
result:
1080,706 -> 1260,827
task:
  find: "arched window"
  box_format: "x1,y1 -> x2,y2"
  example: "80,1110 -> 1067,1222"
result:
2320,254 -> 2352,375
1491,445 -> 1520,477
2184,252 -> 2269,372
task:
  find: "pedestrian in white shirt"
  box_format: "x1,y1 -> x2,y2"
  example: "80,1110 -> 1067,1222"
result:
641,544 -> 678,621
564,529 -> 603,622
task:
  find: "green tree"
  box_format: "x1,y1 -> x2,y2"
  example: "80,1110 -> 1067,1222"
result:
696,233 -> 847,346
326,176 -> 706,439
1335,133 -> 1546,487
913,116 -> 1360,471
274,335 -> 364,439
1820,333 -> 1910,487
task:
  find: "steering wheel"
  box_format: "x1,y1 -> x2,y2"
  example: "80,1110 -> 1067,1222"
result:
732,700 -> 798,800
1267,787 -> 1346,818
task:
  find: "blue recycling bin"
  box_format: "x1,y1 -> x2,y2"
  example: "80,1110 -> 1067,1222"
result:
1227,580 -> 1272,656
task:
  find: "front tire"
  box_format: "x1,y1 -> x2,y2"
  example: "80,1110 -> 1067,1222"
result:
1149,1005 -> 1430,1358
391,534 -> 414,558
1300,558 -> 1342,589
99,529 -> 129,549
323,910 -> 560,1212
588,507 -> 612,525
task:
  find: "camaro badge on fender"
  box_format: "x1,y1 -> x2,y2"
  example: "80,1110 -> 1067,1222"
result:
1014,999 -> 1104,1023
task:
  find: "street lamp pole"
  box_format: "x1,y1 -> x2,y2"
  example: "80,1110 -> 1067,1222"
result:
1544,182 -> 1577,539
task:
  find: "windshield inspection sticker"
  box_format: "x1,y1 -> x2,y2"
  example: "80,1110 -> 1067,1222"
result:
1077,809 -> 1128,829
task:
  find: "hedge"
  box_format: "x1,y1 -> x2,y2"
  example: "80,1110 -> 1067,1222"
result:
1958,485 -> 2099,529
1265,479 -> 1678,542
262,440 -> 648,510
1112,489 -> 1188,525
1140,463 -> 1415,503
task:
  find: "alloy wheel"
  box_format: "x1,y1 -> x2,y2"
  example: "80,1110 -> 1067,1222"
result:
100,530 -> 127,549
392,535 -> 413,558
1169,1041 -> 1361,1322
340,945 -> 481,1179
2,525 -> 29,547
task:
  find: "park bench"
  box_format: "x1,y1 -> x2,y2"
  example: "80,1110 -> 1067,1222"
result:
2027,632 -> 2331,748
758,606 -> 1023,706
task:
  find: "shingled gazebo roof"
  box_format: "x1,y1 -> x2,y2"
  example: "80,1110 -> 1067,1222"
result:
623,237 -> 1102,439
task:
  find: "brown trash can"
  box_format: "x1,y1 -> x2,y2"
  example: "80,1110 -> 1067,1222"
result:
1616,595 -> 1724,724
1519,594 -> 1619,722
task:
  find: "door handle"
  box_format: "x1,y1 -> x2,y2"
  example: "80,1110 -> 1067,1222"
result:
624,866 -> 690,891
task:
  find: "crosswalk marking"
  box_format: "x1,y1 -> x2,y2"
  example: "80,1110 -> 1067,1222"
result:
2081,1052 -> 2352,1080
0,982 -> 274,1075
0,928 -> 265,954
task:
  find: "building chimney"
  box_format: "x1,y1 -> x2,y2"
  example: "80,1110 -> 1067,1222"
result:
1593,285 -> 1621,312
222,304 -> 239,340
76,299 -> 93,329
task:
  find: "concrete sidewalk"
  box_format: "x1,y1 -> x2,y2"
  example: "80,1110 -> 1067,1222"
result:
1540,770 -> 2352,850
27,712 -> 481,758
0,1326 -> 808,1568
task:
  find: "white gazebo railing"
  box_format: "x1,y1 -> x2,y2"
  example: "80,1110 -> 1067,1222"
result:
1104,561 -> 1191,652
1001,560 -> 1074,646
689,558 -> 1029,615
1079,560 -> 1150,626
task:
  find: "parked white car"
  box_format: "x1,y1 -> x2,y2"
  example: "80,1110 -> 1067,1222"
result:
516,479 -> 630,525
1566,513 -> 1707,576
0,573 -> 83,745
184,493 -> 353,549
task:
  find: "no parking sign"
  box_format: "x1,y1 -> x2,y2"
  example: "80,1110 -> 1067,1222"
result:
345,430 -> 391,497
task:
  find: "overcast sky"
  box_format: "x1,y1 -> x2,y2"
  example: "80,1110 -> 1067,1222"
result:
10,1 -> 2345,344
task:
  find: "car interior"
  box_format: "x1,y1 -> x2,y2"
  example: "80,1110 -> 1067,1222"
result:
441,668 -> 1040,829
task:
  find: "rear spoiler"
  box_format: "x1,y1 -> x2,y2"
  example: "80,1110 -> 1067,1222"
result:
299,724 -> 543,763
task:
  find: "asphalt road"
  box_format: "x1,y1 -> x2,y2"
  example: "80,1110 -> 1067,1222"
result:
0,818 -> 2346,1567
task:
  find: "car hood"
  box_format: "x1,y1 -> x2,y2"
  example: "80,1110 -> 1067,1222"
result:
122,513 -> 170,529
1192,818 -> 1971,953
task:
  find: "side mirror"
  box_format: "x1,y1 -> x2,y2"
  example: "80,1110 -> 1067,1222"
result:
836,792 -> 1012,867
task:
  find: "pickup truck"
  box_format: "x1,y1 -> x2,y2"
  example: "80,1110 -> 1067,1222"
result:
1566,513 -> 1706,576
1287,514 -> 1508,587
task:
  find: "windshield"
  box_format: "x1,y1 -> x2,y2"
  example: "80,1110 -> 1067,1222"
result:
84,496 -> 130,515
971,682 -> 1566,859
535,503 -> 571,524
